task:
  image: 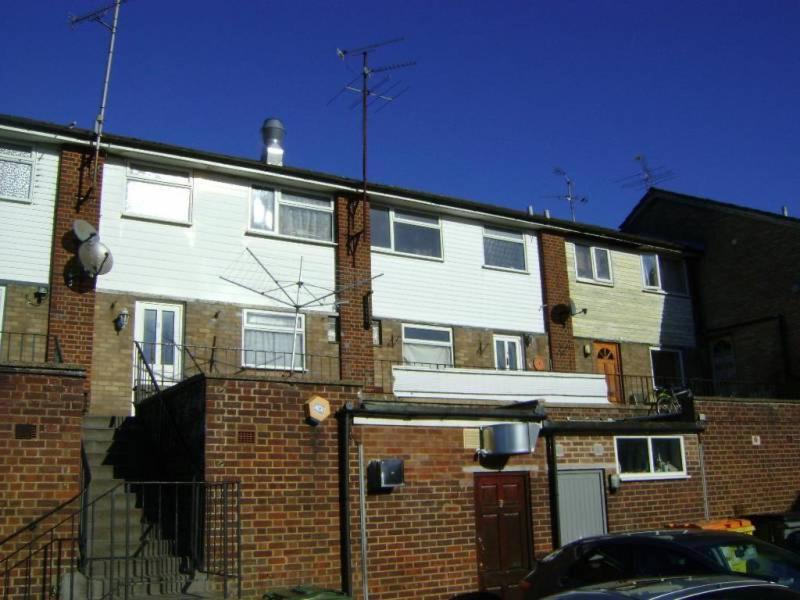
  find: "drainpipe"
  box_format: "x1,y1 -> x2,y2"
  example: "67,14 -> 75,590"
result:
546,434 -> 561,549
357,442 -> 369,600
698,439 -> 710,519
337,410 -> 353,596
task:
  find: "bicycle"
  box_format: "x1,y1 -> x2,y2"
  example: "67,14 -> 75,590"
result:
653,385 -> 693,415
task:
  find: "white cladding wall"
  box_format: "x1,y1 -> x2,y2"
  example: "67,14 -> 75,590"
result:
371,217 -> 545,333
566,242 -> 695,347
0,143 -> 59,284
97,160 -> 335,310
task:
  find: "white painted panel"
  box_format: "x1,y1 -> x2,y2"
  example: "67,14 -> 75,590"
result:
566,242 -> 696,347
0,144 -> 59,283
372,217 -> 545,333
97,161 -> 336,311
392,366 -> 608,404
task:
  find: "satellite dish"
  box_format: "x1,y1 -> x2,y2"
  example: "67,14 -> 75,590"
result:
78,238 -> 114,277
73,219 -> 98,242
569,298 -> 587,317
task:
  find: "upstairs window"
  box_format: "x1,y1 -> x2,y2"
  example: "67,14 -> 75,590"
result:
242,310 -> 305,370
574,244 -> 612,283
126,163 -> 192,222
615,435 -> 686,479
251,188 -> 333,241
370,207 -> 442,258
484,227 -> 526,271
0,141 -> 34,202
650,347 -> 684,388
402,324 -> 453,366
641,253 -> 687,294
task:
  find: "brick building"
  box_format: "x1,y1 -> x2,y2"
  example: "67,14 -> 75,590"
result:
622,188 -> 800,398
1,115 -> 799,600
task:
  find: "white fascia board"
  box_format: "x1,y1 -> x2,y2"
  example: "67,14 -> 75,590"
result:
352,417 -> 525,428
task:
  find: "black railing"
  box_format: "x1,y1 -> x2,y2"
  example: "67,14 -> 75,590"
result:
613,373 -> 780,405
0,481 -> 241,600
0,331 -> 62,365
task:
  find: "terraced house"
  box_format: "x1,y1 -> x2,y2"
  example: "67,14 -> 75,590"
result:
1,113 -> 799,600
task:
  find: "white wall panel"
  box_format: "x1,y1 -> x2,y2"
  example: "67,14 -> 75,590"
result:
566,242 -> 696,347
371,217 -> 545,333
97,161 -> 336,311
0,144 -> 59,283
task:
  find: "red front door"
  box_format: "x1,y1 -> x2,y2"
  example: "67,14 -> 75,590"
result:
474,472 -> 533,600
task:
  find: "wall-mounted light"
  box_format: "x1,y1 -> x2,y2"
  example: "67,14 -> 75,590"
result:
523,333 -> 533,347
608,472 -> 622,494
114,308 -> 129,332
583,344 -> 592,357
29,286 -> 49,305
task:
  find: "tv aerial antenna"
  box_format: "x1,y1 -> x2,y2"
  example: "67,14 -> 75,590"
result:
69,0 -> 124,192
542,167 -> 588,222
220,248 -> 382,370
615,154 -> 676,190
328,38 -> 415,260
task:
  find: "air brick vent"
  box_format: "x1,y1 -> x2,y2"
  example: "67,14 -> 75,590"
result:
237,430 -> 255,444
15,424 -> 37,440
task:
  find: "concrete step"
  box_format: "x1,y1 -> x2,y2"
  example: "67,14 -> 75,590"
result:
82,415 -> 121,429
86,536 -> 174,559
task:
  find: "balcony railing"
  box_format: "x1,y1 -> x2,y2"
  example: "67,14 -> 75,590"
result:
0,331 -> 62,365
611,373 -> 781,404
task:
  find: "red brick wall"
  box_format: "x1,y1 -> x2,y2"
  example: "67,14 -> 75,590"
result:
334,195 -> 375,384
0,368 -> 85,541
697,398 -> 800,516
538,233 -> 576,372
204,378 -> 360,597
47,146 -> 103,388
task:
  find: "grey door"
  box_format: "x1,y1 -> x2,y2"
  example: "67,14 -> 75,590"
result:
557,469 -> 607,545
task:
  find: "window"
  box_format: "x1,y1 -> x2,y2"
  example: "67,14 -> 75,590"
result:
484,227 -> 526,271
371,320 -> 382,346
650,347 -> 684,388
494,335 -> 523,370
251,187 -> 333,241
0,141 -> 34,202
614,436 -> 686,479
326,316 -> 339,343
126,163 -> 192,222
710,338 -> 736,382
402,324 -> 453,366
0,285 -> 5,334
370,207 -> 442,258
242,310 -> 304,370
641,253 -> 687,294
574,244 -> 612,283
134,302 -> 183,385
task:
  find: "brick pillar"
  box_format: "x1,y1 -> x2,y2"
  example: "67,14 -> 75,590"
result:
539,232 -> 576,372
334,194 -> 375,384
47,146 -> 103,388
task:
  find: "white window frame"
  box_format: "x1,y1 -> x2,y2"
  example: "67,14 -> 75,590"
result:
133,301 -> 184,385
124,161 -> 193,224
0,285 -> 6,332
614,435 -> 687,481
493,334 -> 523,370
249,186 -> 334,242
574,243 -> 613,284
483,227 -> 527,272
241,309 -> 305,371
0,140 -> 36,203
370,206 -> 443,260
640,253 -> 688,295
649,346 -> 685,387
402,323 -> 453,366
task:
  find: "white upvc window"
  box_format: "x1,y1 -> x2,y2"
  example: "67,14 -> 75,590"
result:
483,227 -> 526,271
402,324 -> 453,366
242,310 -> 305,370
250,187 -> 334,242
494,335 -> 523,370
0,141 -> 35,203
0,285 -> 5,331
574,243 -> 612,284
370,206 -> 442,259
125,162 -> 192,223
641,253 -> 688,295
614,435 -> 687,480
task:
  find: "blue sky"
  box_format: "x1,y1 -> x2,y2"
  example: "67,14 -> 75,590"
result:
2,1 -> 799,228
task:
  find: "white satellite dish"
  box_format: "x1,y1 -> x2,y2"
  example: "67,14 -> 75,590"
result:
72,220 -> 113,277
73,219 -> 98,242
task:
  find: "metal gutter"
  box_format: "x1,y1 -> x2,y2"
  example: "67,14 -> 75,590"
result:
541,419 -> 706,435
337,410 -> 353,596
343,401 -> 545,421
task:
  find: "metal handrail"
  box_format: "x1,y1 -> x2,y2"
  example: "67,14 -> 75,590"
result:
0,331 -> 64,365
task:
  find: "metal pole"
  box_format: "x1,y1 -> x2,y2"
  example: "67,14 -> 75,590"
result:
362,52 -> 368,208
699,440 -> 710,519
357,442 -> 369,600
337,412 -> 353,596
546,435 -> 561,550
91,0 -> 121,186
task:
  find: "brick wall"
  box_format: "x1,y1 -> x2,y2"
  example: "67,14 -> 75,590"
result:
334,195 -> 374,383
0,367 -> 85,541
1,283 -> 49,336
538,233 -> 576,372
204,378 -> 360,597
47,146 -> 103,386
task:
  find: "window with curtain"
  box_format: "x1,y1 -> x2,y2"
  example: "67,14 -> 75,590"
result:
0,141 -> 34,202
615,436 -> 685,479
484,227 -> 526,271
250,187 -> 333,241
574,243 -> 612,283
242,310 -> 305,370
125,162 -> 192,222
640,253 -> 687,294
370,206 -> 442,258
402,324 -> 453,366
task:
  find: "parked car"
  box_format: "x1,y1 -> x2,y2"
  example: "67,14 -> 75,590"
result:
520,530 -> 800,598
541,574 -> 800,599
